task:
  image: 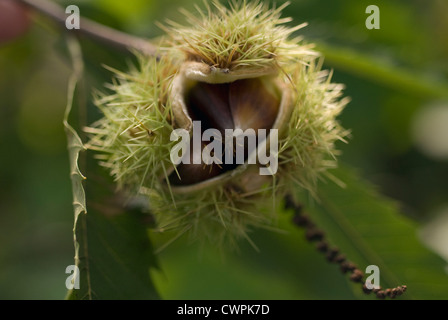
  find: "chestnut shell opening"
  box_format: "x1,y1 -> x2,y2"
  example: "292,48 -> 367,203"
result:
168,77 -> 280,186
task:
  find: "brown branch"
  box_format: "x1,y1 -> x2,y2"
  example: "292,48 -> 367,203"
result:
16,0 -> 158,56
284,194 -> 407,299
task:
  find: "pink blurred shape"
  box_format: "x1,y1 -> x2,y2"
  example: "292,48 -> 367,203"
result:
0,0 -> 30,43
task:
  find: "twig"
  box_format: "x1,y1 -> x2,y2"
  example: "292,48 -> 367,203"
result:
16,0 -> 158,56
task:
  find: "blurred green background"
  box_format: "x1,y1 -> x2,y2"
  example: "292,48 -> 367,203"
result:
0,0 -> 447,299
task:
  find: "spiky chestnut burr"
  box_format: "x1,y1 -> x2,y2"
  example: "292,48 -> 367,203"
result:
86,1 -> 349,248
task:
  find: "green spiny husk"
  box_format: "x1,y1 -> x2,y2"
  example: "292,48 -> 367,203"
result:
86,1 -> 349,249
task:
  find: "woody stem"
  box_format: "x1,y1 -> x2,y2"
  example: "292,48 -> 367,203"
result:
16,0 -> 157,56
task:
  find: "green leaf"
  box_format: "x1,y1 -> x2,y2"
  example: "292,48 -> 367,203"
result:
63,37 -> 159,300
294,165 -> 448,299
67,187 -> 160,300
316,42 -> 448,99
151,165 -> 448,300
